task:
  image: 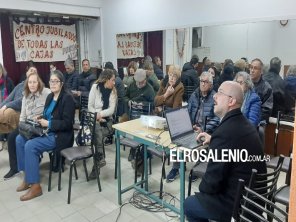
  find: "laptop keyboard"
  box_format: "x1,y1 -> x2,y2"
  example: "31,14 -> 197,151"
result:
175,133 -> 200,149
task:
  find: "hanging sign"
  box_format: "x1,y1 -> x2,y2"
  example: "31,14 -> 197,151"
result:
116,32 -> 144,59
13,21 -> 77,62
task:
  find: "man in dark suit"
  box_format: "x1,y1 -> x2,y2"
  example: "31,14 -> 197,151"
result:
184,81 -> 267,222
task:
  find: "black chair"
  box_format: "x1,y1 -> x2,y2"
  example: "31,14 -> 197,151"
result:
58,111 -> 101,204
266,111 -> 293,172
183,84 -> 196,102
247,155 -> 284,221
232,179 -> 288,222
115,101 -> 153,180
273,157 -> 292,214
187,162 -> 208,196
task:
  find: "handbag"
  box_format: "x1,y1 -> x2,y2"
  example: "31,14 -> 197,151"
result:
75,125 -> 92,146
19,120 -> 46,140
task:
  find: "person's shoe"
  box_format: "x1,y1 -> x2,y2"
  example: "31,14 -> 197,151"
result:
104,136 -> 113,145
20,184 -> 42,201
4,169 -> 19,180
89,166 -> 100,180
16,181 -> 31,192
166,168 -> 179,183
128,149 -> 135,162
98,158 -> 106,168
191,175 -> 198,182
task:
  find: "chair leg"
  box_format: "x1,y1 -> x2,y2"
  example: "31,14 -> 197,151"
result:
93,156 -> 102,191
58,156 -> 63,191
134,149 -> 139,184
102,138 -> 106,158
48,152 -> 53,192
114,147 -> 117,179
162,157 -> 167,179
68,163 -> 74,204
149,157 -> 152,175
74,163 -> 78,180
188,170 -> 193,197
83,160 -> 89,181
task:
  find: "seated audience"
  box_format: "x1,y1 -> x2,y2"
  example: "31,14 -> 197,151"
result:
87,69 -> 117,179
284,65 -> 296,103
63,58 -> 79,91
0,67 -> 36,134
103,62 -> 125,117
184,81 -> 267,222
181,55 -> 199,101
234,71 -> 261,126
16,70 -> 75,201
154,65 -> 184,115
123,69 -> 155,160
72,59 -> 97,104
4,71 -> 50,179
143,60 -> 160,94
250,58 -> 273,123
166,71 -> 219,182
153,56 -> 164,80
0,63 -> 14,150
233,59 -> 247,74
207,65 -> 220,92
263,57 -> 293,116
123,61 -> 138,87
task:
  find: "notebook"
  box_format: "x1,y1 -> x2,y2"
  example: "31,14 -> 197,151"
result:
165,107 -> 201,149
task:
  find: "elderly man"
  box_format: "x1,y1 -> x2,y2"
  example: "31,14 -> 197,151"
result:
184,81 -> 267,222
250,58 -> 273,123
143,60 -> 160,94
63,58 -> 79,91
166,71 -> 219,182
123,68 -> 155,161
263,57 -> 293,117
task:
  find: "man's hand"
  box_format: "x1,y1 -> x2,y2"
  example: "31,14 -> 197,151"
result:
193,125 -> 202,134
96,113 -> 102,121
197,132 -> 211,146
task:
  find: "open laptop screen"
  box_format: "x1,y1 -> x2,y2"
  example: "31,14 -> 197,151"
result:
166,107 -> 193,138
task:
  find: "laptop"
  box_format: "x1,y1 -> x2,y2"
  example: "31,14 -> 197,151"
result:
165,107 -> 201,149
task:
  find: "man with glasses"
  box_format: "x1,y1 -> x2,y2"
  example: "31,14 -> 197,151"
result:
250,58 -> 273,123
166,71 -> 219,182
184,81 -> 266,222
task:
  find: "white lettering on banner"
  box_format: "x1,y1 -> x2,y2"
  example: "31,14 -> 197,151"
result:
13,22 -> 77,62
116,33 -> 144,59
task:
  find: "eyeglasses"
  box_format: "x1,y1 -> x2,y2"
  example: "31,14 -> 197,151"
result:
236,80 -> 245,85
216,90 -> 232,98
200,80 -> 210,84
49,80 -> 61,85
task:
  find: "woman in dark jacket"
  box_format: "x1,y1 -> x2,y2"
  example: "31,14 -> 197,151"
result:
15,70 -> 75,201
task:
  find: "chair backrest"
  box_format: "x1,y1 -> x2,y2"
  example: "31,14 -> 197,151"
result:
183,84 -> 195,102
129,101 -> 153,120
232,179 -> 288,222
76,111 -> 97,150
248,155 -> 284,200
80,95 -> 89,112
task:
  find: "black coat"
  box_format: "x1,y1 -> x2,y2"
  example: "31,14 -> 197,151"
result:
195,108 -> 267,221
44,90 -> 75,168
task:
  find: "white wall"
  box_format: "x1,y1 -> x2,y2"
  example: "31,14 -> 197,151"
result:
201,20 -> 296,66
0,0 -> 102,17
101,0 -> 296,66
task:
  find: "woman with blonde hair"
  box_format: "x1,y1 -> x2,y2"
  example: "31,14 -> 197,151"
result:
88,69 -> 117,179
154,65 -> 184,114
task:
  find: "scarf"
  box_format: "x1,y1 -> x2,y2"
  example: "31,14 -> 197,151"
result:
97,83 -> 112,110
